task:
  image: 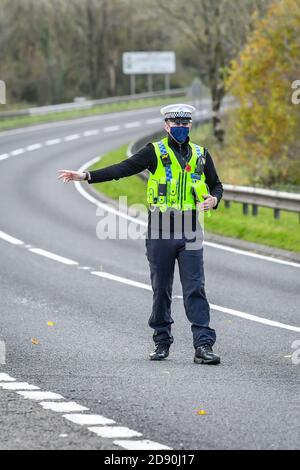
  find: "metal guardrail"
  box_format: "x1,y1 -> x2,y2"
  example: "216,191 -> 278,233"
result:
0,88 -> 187,119
127,116 -> 300,220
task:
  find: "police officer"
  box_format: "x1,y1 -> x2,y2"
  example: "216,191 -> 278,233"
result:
58,104 -> 223,365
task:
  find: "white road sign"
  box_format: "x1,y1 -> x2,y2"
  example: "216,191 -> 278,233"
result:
123,52 -> 176,75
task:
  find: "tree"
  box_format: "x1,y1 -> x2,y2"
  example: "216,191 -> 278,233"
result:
156,0 -> 270,143
226,0 -> 300,187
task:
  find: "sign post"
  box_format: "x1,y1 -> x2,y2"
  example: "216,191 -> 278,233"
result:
123,52 -> 176,95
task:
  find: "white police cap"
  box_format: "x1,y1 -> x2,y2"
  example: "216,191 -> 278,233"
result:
160,103 -> 196,120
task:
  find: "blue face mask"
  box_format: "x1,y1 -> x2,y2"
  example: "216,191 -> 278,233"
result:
170,126 -> 190,143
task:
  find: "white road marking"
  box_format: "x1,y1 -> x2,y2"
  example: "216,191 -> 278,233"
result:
10,148 -> 25,156
205,241 -> 300,269
114,439 -> 172,450
46,138 -> 61,146
29,248 -> 78,265
91,271 -> 152,291
91,271 -> 300,333
125,121 -> 141,128
210,303 -> 300,333
17,391 -> 64,401
103,125 -> 120,132
0,382 -> 40,391
26,143 -> 42,151
76,156 -> 148,227
0,373 -> 16,382
64,134 -> 79,141
39,402 -> 89,413
83,130 -> 99,137
76,158 -> 299,269
0,231 -> 24,245
88,426 -> 142,439
63,414 -> 115,426
0,153 -> 9,161
146,118 -> 162,124
77,266 -> 93,270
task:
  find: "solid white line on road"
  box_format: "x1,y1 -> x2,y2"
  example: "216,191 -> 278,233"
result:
26,143 -> 42,151
91,271 -> 300,333
29,248 -> 78,265
205,241 -> 300,269
0,382 -> 40,391
10,148 -> 25,156
0,153 -> 9,160
88,426 -> 142,439
0,373 -> 16,382
91,271 -> 152,291
103,125 -> 121,132
17,391 -> 64,401
75,160 -> 300,269
75,157 -> 148,227
64,134 -> 80,141
83,130 -> 99,137
114,439 -> 172,450
210,303 -> 300,333
63,414 -> 115,426
46,138 -> 61,146
0,231 -> 24,245
124,121 -> 141,128
39,402 -> 89,413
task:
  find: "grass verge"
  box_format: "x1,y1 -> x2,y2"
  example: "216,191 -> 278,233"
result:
88,143 -> 300,253
0,96 -> 185,131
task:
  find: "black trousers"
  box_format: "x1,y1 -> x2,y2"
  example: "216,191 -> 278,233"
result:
145,235 -> 216,349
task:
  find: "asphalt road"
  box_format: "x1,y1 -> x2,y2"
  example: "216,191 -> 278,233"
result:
0,105 -> 299,450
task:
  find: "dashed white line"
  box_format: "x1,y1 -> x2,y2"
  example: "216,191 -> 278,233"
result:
26,143 -> 42,151
125,121 -> 141,129
63,414 -> 115,426
146,118 -> 162,124
64,134 -> 80,141
88,426 -> 142,439
91,271 -> 152,291
0,382 -> 40,391
114,439 -> 172,450
17,391 -> 64,401
39,402 -> 89,413
10,148 -> 25,156
83,130 -> 99,137
0,231 -> 24,245
0,153 -> 9,161
29,248 -> 78,266
46,138 -> 61,146
103,125 -> 120,132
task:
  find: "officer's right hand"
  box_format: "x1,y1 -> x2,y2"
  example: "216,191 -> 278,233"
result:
57,170 -> 86,183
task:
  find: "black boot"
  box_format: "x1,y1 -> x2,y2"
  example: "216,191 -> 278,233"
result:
149,344 -> 170,361
194,344 -> 220,365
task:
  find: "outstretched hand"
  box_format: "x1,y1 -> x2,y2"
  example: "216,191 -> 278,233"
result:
198,194 -> 217,211
57,170 -> 86,183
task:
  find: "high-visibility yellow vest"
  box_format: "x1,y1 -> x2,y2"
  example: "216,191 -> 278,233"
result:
146,136 -> 211,215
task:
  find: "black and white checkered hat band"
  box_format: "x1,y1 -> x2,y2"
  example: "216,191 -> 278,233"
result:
165,111 -> 192,119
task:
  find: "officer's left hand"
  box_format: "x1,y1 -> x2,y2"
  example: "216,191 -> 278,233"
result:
199,194 -> 217,211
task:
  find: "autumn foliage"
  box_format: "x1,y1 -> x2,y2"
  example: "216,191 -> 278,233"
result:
226,0 -> 300,187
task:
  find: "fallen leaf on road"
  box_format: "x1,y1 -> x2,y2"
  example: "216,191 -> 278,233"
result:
31,338 -> 39,346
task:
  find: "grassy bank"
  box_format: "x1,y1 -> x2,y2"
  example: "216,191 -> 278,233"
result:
0,95 -> 185,131
88,144 -> 300,253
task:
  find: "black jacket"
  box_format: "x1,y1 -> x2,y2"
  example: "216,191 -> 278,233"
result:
88,134 -> 223,235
